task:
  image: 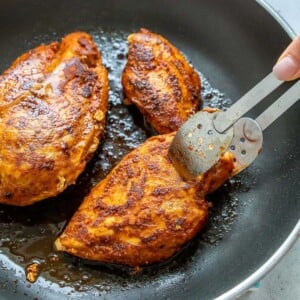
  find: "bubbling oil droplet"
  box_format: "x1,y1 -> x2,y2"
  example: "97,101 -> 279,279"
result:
200,73 -> 232,109
82,273 -> 91,282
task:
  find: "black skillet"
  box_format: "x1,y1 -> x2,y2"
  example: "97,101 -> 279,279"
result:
0,0 -> 299,299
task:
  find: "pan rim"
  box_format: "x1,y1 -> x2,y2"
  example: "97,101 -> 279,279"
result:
217,0 -> 299,298
217,220 -> 299,299
256,0 -> 297,39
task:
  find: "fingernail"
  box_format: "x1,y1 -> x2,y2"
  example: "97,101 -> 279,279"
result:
273,56 -> 298,80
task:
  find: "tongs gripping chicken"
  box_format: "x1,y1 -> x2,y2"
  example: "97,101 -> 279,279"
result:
169,73 -> 300,179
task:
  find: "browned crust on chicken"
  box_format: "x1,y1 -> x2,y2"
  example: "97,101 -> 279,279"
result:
55,133 -> 234,266
0,32 -> 109,206
122,28 -> 201,134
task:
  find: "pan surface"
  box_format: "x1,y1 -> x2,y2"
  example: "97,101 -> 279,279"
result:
0,1 -> 299,299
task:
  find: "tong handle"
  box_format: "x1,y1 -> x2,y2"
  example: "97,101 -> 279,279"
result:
226,79 -> 299,176
213,72 -> 283,133
256,80 -> 300,130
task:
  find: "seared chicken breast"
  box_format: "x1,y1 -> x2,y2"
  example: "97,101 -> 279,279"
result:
122,28 -> 201,134
55,133 -> 234,266
0,32 -> 108,206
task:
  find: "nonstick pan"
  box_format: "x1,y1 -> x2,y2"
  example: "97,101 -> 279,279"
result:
0,1 -> 299,299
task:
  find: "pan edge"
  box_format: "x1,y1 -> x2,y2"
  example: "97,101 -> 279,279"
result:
217,3 -> 298,299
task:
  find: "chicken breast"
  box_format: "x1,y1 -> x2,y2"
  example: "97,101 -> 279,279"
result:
55,133 -> 234,266
122,28 -> 201,134
0,32 -> 108,206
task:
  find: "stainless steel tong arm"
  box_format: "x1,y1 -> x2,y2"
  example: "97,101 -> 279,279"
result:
255,79 -> 300,130
168,73 -> 299,179
213,72 -> 285,133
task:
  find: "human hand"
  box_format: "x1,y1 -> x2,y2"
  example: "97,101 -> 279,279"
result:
273,36 -> 300,81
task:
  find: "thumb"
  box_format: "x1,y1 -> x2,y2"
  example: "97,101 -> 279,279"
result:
273,36 -> 300,81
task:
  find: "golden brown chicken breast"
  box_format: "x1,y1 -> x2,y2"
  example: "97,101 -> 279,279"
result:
0,32 -> 109,206
122,28 -> 201,134
55,133 -> 234,266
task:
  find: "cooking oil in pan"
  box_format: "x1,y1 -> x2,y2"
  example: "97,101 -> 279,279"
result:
0,29 -> 253,295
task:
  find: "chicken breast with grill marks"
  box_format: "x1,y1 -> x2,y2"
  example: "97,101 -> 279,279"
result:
0,32 -> 108,206
122,28 -> 201,134
55,133 -> 234,266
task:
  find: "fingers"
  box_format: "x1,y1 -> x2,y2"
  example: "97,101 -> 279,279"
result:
273,36 -> 300,81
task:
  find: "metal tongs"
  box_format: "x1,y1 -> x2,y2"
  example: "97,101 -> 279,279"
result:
169,73 -> 300,179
